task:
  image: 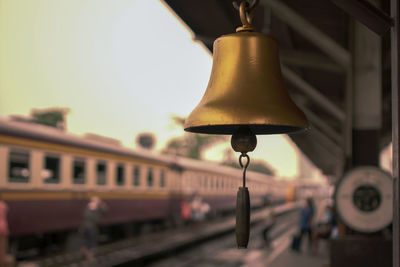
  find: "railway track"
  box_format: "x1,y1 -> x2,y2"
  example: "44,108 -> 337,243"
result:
147,212 -> 299,267
24,202 -> 300,267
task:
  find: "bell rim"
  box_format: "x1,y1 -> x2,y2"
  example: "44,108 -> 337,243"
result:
184,124 -> 309,135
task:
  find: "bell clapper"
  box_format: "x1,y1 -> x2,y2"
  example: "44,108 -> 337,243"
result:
231,127 -> 257,248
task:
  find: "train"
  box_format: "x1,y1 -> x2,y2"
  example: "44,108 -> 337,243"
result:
0,118 -> 319,257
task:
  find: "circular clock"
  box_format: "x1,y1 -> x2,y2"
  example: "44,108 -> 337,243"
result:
335,166 -> 393,233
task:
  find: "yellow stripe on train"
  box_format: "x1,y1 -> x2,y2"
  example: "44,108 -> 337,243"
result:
1,191 -> 171,200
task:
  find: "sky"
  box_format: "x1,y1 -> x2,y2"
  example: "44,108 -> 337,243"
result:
0,0 -> 323,178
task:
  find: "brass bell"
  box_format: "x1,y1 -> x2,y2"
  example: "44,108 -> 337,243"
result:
183,0 -> 308,249
184,0 -> 308,135
184,30 -> 308,134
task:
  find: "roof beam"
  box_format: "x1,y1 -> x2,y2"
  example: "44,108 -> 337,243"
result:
280,50 -> 344,73
299,105 -> 342,145
260,0 -> 351,67
309,127 -> 343,158
281,65 -> 346,122
330,0 -> 393,36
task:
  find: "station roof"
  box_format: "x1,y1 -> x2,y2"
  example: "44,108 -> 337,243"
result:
163,0 -> 392,176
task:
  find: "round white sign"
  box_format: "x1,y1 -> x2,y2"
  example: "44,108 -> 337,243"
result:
335,166 -> 393,233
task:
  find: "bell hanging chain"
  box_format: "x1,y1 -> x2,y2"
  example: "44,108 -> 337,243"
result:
232,0 -> 259,12
233,0 -> 259,32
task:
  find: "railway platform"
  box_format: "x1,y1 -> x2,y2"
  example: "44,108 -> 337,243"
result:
268,246 -> 329,267
241,228 -> 330,267
148,200 -> 329,267
208,239 -> 329,267
23,202 -> 301,266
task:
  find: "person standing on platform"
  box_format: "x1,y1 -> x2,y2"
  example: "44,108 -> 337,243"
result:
293,198 -> 315,252
0,199 -> 9,266
190,195 -> 209,225
190,195 -> 204,223
80,197 -> 108,263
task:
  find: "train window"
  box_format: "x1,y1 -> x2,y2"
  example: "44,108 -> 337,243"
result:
43,155 -> 60,184
8,150 -> 30,183
160,170 -> 165,187
116,164 -> 125,186
72,158 -> 85,184
147,168 -> 154,187
133,166 -> 140,186
96,162 -> 107,185
216,178 -> 219,190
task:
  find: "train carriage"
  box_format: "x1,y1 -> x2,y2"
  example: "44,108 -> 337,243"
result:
0,118 -> 291,256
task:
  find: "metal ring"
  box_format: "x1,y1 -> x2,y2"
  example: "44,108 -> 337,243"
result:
239,1 -> 253,27
233,0 -> 259,12
239,154 -> 250,170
